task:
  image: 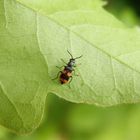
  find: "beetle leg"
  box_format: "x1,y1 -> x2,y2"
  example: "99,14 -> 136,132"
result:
52,71 -> 62,80
68,76 -> 73,88
61,58 -> 67,65
69,76 -> 73,83
73,69 -> 79,76
56,65 -> 64,70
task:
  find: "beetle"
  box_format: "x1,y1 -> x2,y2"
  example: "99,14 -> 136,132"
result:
53,50 -> 83,86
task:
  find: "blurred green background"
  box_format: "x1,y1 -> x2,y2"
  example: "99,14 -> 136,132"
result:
1,0 -> 140,140
105,0 -> 140,26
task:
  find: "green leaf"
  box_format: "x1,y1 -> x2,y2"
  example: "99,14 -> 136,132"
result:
1,0 -> 140,134
0,0 -> 49,134
18,0 -> 140,105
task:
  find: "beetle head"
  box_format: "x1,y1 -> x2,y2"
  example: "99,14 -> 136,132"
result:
70,58 -> 76,66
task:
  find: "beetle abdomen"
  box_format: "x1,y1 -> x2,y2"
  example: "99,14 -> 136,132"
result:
60,73 -> 69,84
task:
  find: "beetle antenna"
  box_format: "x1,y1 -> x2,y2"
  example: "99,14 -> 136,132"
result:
67,50 -> 73,58
74,55 -> 83,60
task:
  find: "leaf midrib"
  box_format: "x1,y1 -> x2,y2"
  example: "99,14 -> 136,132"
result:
49,10 -> 126,29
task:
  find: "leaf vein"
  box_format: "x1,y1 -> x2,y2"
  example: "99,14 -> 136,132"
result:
0,81 -> 24,128
3,0 -> 8,29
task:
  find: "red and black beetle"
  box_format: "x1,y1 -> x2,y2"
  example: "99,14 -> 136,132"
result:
54,50 -> 83,86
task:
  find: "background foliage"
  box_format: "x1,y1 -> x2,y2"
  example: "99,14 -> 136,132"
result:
1,0 -> 140,140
